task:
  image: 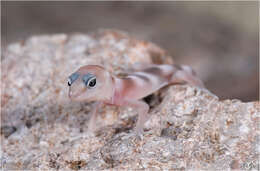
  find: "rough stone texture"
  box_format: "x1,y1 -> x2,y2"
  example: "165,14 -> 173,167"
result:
1,30 -> 259,170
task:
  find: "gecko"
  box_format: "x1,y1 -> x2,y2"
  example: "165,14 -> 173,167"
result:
67,64 -> 205,134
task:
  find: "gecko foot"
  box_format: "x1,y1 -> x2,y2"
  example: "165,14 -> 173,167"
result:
133,127 -> 145,140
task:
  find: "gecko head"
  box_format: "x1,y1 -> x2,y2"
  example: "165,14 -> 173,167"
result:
67,65 -> 114,102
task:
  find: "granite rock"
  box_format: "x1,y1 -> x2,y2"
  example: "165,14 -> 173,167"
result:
1,30 -> 259,170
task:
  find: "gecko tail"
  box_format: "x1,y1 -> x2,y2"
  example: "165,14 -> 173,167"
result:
170,65 -> 205,88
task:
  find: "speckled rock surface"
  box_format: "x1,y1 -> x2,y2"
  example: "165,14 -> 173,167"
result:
1,30 -> 259,170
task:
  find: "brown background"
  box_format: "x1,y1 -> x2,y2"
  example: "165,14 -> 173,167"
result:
1,1 -> 259,101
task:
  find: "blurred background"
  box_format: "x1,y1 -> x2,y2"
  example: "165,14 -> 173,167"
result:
1,1 -> 259,101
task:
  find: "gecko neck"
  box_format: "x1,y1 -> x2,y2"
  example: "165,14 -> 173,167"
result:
104,76 -> 124,106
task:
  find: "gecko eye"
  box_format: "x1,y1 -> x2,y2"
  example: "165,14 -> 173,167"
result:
87,77 -> 96,88
68,78 -> 72,86
67,72 -> 80,87
82,74 -> 96,89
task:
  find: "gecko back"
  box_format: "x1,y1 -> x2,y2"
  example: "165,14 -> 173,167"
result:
117,64 -> 204,101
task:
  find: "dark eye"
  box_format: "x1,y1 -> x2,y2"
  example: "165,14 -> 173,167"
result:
82,74 -> 96,88
87,77 -> 96,88
68,79 -> 72,86
68,72 -> 79,86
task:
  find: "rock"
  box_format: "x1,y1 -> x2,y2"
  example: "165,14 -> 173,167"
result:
1,30 -> 259,170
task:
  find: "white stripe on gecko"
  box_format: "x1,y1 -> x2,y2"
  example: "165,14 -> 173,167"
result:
157,64 -> 174,75
134,71 -> 161,86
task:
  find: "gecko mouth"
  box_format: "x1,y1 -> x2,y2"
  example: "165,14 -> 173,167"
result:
69,92 -> 85,101
68,87 -> 87,101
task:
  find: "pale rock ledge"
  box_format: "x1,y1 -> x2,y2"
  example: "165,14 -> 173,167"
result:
1,30 -> 259,170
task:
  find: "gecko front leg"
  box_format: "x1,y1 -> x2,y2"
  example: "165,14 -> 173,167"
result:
87,101 -> 103,132
123,100 -> 149,134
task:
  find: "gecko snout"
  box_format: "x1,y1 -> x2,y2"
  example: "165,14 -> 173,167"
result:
68,85 -> 90,102
68,87 -> 81,100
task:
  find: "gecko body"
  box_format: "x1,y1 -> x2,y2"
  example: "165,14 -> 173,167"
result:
68,64 -> 204,133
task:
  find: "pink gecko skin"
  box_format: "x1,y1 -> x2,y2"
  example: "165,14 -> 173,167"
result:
68,64 -> 204,134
